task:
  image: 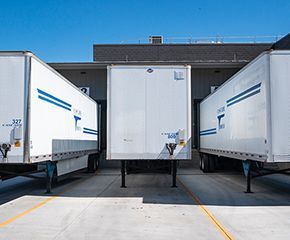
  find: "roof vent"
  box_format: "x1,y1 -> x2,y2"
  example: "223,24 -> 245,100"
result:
149,36 -> 163,44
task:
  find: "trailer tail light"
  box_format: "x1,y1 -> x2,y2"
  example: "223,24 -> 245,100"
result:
14,141 -> 21,147
178,129 -> 186,146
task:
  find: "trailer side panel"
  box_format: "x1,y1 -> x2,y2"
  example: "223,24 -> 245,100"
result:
29,57 -> 99,162
200,53 -> 269,161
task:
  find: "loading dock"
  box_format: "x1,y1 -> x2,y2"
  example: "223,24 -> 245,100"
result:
49,41 -> 271,168
2,36 -> 289,239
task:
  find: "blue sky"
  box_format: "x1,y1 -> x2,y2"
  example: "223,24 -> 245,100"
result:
0,0 -> 289,62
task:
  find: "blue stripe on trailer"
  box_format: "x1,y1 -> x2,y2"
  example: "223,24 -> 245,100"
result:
37,89 -> 72,108
83,131 -> 98,135
83,127 -> 98,133
38,95 -> 71,111
227,89 -> 261,107
200,128 -> 217,134
226,82 -> 261,105
200,131 -> 217,136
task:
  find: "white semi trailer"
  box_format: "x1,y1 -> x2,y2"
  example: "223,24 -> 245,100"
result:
0,52 -> 100,192
199,50 -> 290,192
107,65 -> 191,187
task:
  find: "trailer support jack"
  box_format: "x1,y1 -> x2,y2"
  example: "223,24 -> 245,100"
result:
121,160 -> 126,188
171,160 -> 177,188
243,160 -> 253,193
166,143 -> 178,188
46,161 -> 56,194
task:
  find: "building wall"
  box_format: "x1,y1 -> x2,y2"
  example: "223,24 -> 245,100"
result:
93,44 -> 271,62
56,68 -> 240,102
191,68 -> 239,100
57,69 -> 107,101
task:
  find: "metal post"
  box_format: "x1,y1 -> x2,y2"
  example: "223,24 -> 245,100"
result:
121,160 -> 126,188
242,160 -> 253,193
171,160 -> 177,188
246,167 -> 252,193
46,161 -> 56,193
165,143 -> 177,188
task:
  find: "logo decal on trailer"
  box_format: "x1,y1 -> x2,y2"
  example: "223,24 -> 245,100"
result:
73,108 -> 82,131
217,114 -> 225,129
217,106 -> 225,130
147,68 -> 154,73
1,119 -> 22,127
161,132 -> 178,139
74,115 -> 81,131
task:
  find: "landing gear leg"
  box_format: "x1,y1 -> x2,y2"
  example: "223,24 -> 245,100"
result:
46,161 -> 56,193
171,160 -> 177,188
121,160 -> 126,188
242,160 -> 253,193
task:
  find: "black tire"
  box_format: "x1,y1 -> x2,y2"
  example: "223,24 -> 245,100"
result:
209,155 -> 216,172
200,154 -> 211,173
95,157 -> 99,170
88,154 -> 99,173
199,155 -> 203,170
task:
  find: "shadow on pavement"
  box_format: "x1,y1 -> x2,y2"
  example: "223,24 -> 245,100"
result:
2,168 -> 290,207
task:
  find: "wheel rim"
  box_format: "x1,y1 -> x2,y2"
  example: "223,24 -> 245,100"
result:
199,158 -> 202,169
201,158 -> 204,170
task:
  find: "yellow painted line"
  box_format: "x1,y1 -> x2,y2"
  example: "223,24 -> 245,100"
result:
0,172 -> 99,228
0,195 -> 57,228
177,177 -> 234,240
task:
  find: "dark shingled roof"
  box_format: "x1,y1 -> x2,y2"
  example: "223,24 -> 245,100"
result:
93,43 -> 272,65
271,33 -> 290,50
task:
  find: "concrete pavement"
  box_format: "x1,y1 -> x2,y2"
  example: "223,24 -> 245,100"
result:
1,168 -> 290,239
